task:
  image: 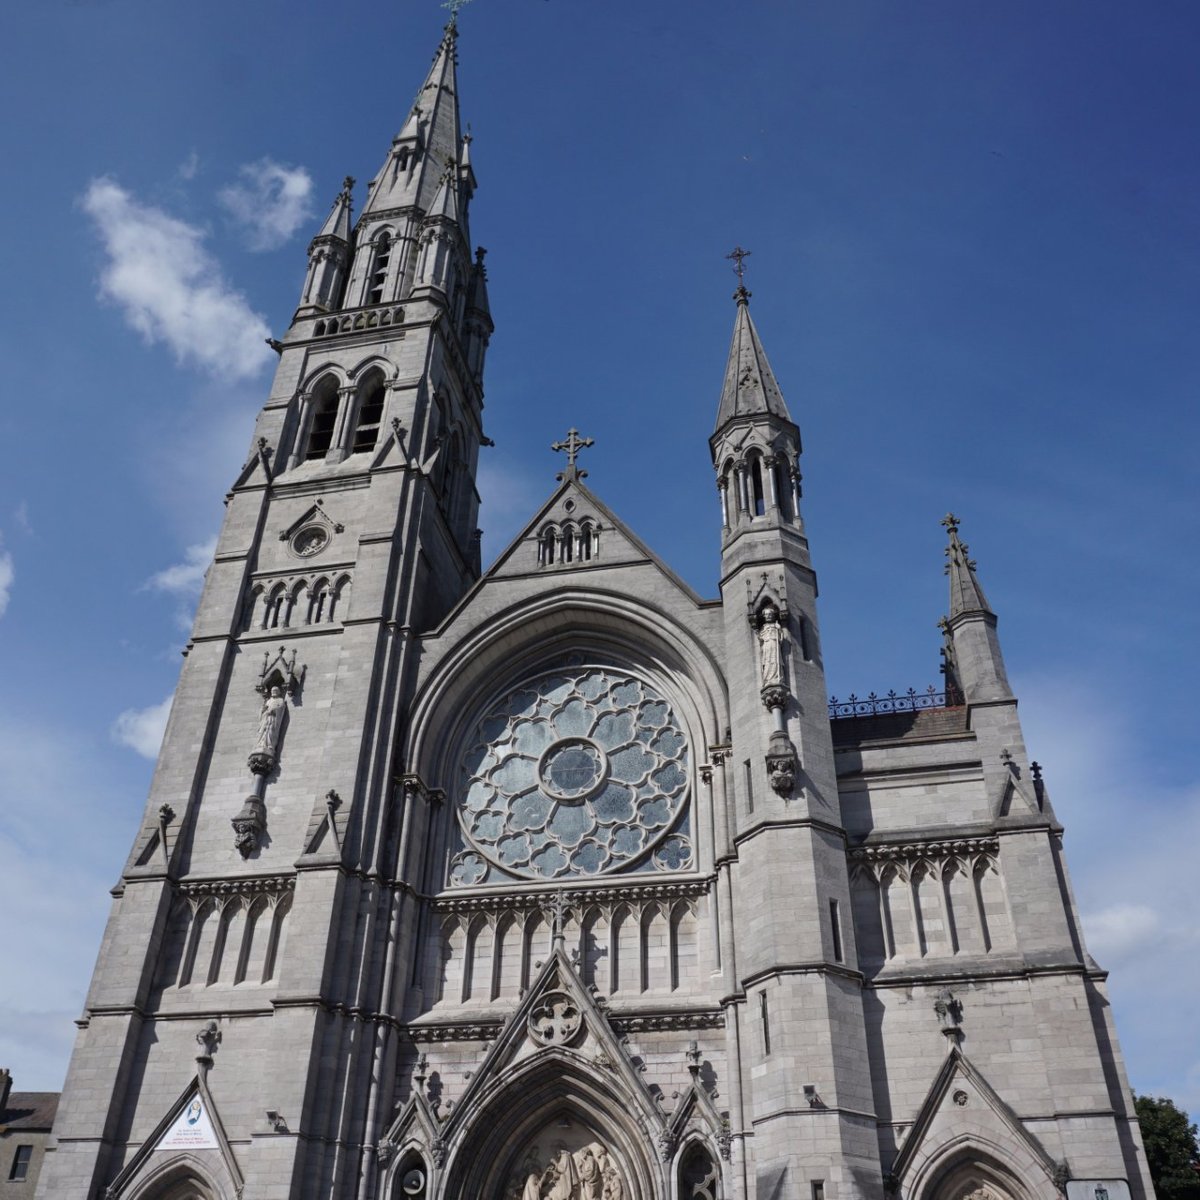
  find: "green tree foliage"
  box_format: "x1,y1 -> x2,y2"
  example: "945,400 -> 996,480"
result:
1135,1094 -> 1200,1200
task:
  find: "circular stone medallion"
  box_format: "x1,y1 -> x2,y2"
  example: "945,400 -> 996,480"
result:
291,525 -> 330,557
539,738 -> 607,803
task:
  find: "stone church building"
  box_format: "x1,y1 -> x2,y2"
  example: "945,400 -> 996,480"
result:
38,19 -> 1152,1200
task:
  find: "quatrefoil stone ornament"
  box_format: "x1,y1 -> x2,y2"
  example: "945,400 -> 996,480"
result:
529,991 -> 583,1047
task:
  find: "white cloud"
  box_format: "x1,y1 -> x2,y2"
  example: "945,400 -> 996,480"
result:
177,149 -> 201,181
1018,673 -> 1200,1109
145,537 -> 216,596
1081,902 -> 1162,966
0,548 -> 12,618
112,695 -> 173,760
219,158 -> 315,251
12,501 -> 32,536
81,177 -> 274,381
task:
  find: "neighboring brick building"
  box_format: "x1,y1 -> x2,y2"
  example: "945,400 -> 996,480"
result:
1,1070 -> 58,1200
36,14 -> 1153,1200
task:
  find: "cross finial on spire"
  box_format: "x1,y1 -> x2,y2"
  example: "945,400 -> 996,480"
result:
941,512 -> 960,535
552,427 -> 594,481
441,0 -> 473,23
726,245 -> 752,305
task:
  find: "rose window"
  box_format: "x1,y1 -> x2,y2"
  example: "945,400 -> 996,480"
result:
453,668 -> 689,880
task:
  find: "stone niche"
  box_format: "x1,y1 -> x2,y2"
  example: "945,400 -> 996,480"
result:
505,1114 -> 629,1200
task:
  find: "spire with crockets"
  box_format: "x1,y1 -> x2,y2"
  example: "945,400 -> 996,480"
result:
940,513 -> 1012,703
710,249 -> 804,545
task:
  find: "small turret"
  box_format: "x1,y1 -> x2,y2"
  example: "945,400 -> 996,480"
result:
295,176 -> 354,317
941,514 -> 1013,704
709,273 -> 803,544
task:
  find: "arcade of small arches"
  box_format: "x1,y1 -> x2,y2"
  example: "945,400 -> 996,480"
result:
716,448 -> 800,526
313,305 -> 406,336
243,573 -> 352,631
849,841 -> 1016,965
156,887 -> 293,992
539,520 -> 602,566
430,898 -> 701,1006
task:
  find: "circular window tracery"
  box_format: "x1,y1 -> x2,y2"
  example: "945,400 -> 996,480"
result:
453,667 -> 690,881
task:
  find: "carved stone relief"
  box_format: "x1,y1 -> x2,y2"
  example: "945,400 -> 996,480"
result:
506,1124 -> 627,1200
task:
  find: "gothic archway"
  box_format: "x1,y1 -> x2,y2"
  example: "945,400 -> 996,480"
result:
124,1152 -> 226,1200
920,1151 -> 1037,1200
441,1054 -> 658,1200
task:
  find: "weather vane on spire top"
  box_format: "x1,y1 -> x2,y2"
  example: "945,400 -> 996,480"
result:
726,245 -> 752,284
442,0 -> 474,21
726,246 -> 752,303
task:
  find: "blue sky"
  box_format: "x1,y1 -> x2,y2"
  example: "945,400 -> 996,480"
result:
0,0 -> 1196,1115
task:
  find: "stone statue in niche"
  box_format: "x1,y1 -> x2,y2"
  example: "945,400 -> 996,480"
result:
508,1136 -> 626,1200
253,687 -> 287,758
756,604 -> 784,688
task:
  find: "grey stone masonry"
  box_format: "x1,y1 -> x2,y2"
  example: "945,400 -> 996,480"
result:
39,19 -> 1152,1200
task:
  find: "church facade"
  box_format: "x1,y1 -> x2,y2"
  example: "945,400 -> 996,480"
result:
38,20 -> 1152,1200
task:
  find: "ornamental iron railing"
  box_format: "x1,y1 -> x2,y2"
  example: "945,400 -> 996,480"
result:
827,685 -> 960,720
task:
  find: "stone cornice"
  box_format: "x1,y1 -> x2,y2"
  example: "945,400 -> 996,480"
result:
430,877 -> 713,914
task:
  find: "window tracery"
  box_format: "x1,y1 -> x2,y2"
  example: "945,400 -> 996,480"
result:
451,666 -> 690,884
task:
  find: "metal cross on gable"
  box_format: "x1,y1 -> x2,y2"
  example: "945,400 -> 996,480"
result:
551,427 -> 594,481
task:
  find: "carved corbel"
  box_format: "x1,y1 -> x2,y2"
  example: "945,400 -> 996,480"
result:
765,743 -> 798,797
933,988 -> 964,1044
232,795 -> 267,858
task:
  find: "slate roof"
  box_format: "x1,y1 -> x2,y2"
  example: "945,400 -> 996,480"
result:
0,1092 -> 59,1131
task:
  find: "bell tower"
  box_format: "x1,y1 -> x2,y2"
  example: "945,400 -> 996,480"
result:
37,17 -> 492,1200
712,268 -> 880,1198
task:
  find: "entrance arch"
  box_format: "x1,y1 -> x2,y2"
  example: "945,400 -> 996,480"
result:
919,1149 -> 1040,1200
442,1052 -> 659,1200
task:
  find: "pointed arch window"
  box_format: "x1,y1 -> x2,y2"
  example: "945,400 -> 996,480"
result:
368,232 -> 392,305
678,1143 -> 720,1200
749,456 -> 766,517
352,379 -> 386,452
305,384 -> 340,461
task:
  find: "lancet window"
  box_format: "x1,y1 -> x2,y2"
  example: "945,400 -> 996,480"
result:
367,232 -> 392,305
352,378 -> 386,453
305,381 -> 340,461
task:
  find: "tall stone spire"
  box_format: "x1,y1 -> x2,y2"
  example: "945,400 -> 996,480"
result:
712,286 -> 793,430
944,512 -> 994,618
362,20 -> 464,217
295,175 -> 354,315
941,514 -> 1011,703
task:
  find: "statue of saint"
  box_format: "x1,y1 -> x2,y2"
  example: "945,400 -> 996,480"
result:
546,1149 -> 580,1200
522,1171 -> 543,1200
757,605 -> 784,688
599,1150 -> 623,1200
253,686 -> 287,758
576,1147 -> 603,1200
